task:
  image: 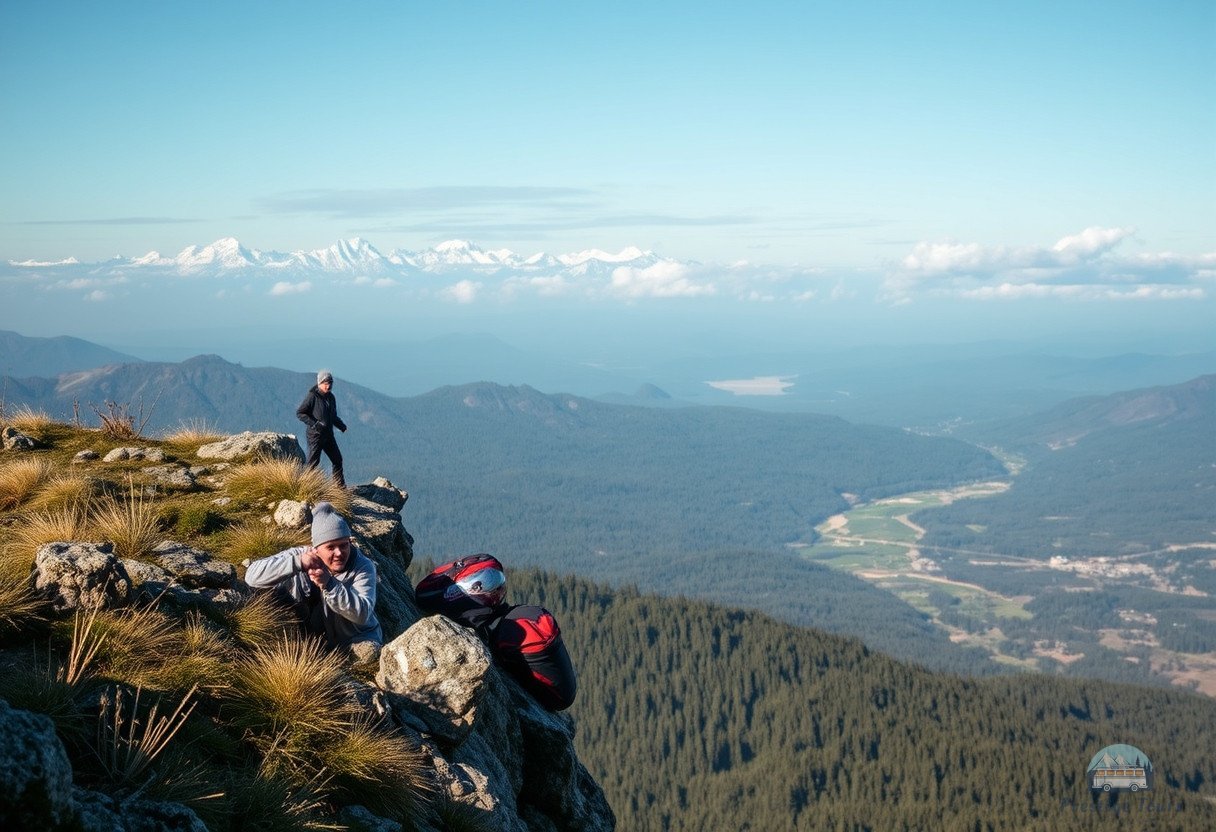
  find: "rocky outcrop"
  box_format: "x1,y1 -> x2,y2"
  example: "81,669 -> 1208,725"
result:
5,436 -> 612,831
196,431 -> 304,462
33,542 -> 132,612
141,463 -> 198,490
0,699 -> 75,828
378,618 -> 616,832
2,426 -> 38,450
0,701 -> 207,832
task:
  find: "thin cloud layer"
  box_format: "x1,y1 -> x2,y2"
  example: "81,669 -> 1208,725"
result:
885,227 -> 1213,303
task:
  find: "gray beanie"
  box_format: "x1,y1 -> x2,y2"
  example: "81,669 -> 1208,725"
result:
317,370 -> 333,385
311,501 -> 351,545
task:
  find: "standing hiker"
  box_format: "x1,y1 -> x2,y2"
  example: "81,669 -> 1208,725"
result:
297,369 -> 347,488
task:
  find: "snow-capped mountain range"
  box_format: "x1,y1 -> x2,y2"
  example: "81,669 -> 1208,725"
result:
7,237 -> 675,279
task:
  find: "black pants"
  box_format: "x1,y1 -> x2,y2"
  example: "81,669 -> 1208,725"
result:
306,431 -> 345,488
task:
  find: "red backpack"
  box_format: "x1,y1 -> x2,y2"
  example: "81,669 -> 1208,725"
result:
489,604 -> 577,712
414,555 -> 508,631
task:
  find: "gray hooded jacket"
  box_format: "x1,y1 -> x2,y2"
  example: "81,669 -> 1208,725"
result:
244,545 -> 382,648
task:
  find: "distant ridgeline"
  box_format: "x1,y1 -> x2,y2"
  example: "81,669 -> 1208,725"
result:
501,568 -> 1216,831
3,352 -> 1008,675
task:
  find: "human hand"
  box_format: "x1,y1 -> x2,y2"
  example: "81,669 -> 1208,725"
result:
339,425 -> 346,433
300,548 -> 331,587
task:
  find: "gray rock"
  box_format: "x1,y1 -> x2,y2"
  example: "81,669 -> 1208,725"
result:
348,497 -> 420,641
196,431 -> 304,463
71,788 -> 125,832
141,464 -> 198,490
353,476 -> 409,512
120,799 -> 209,832
211,496 -> 232,507
73,449 -> 100,463
33,542 -> 132,611
337,804 -> 404,832
102,446 -> 164,463
0,699 -> 75,828
429,736 -> 529,832
377,616 -> 494,745
273,499 -> 312,529
151,540 -> 236,589
1,426 -> 38,451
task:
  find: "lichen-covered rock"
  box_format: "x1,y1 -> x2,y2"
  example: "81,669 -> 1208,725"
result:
102,446 -> 165,463
336,804 -> 404,832
196,431 -> 304,462
353,476 -> 409,512
33,541 -> 132,611
141,464 -> 198,490
273,499 -> 312,529
0,700 -> 75,829
151,541 -> 236,588
73,449 -> 100,463
119,798 -> 209,832
348,492 -> 420,640
71,787 -> 125,832
377,616 -> 494,745
2,426 -> 39,450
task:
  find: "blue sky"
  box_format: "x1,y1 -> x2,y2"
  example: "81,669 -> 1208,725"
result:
1,1 -> 1214,353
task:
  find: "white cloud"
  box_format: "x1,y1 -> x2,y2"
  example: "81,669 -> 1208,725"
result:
886,227 -> 1212,304
441,279 -> 481,303
84,290 -> 109,302
269,280 -> 311,296
608,261 -> 715,298
373,278 -> 397,288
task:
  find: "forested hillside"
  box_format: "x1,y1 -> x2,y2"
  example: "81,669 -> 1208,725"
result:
923,375 -> 1216,557
492,567 -> 1216,831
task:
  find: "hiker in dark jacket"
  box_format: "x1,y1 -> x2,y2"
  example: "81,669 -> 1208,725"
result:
296,370 -> 348,488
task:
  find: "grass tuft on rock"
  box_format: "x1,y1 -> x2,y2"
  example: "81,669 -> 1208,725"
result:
225,459 -> 350,513
92,488 -> 163,560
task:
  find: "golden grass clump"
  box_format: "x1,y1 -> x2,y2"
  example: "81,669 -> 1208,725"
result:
162,420 -> 227,450
5,501 -> 95,572
224,635 -> 354,743
0,573 -> 49,638
316,719 -> 432,819
224,592 -> 300,651
28,472 -> 98,512
4,404 -> 58,435
92,488 -> 162,560
225,459 -> 350,513
139,613 -> 234,694
0,457 -> 55,510
220,521 -> 309,568
90,605 -> 182,689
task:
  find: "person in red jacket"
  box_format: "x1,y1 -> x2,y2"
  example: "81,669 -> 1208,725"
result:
296,370 -> 348,488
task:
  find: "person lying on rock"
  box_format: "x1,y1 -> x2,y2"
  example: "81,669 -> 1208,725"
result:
244,501 -> 382,663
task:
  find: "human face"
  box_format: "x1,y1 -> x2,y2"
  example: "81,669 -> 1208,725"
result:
315,537 -> 351,572
319,380 -> 332,392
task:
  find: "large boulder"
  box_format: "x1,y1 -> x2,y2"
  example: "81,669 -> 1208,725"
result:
33,542 -> 132,611
377,616 -> 495,745
2,426 -> 38,451
353,477 -> 409,512
196,431 -> 304,463
348,491 -> 420,640
0,700 -> 75,829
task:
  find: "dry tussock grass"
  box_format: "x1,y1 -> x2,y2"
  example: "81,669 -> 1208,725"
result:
162,420 -> 227,449
5,501 -> 95,571
226,459 -> 350,513
0,457 -> 55,510
225,591 -> 300,651
92,488 -> 162,560
28,472 -> 98,511
220,521 -> 309,568
317,719 -> 432,818
225,635 -> 354,742
92,605 -> 182,688
4,404 -> 58,434
0,573 -> 48,638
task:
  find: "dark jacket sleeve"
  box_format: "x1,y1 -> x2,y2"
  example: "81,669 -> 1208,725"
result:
296,390 -> 318,429
333,406 -> 347,433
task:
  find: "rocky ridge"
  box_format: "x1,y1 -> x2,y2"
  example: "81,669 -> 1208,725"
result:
0,427 -> 614,831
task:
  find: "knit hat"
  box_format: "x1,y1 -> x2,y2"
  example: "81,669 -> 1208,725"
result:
317,370 -> 333,385
311,501 -> 351,545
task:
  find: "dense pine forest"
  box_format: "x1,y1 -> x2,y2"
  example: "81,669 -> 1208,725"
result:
481,567 -> 1216,831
